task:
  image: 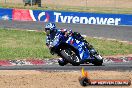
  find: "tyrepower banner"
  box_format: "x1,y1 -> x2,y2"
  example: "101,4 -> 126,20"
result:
0,8 -> 12,20
1,8 -> 132,26
53,11 -> 132,26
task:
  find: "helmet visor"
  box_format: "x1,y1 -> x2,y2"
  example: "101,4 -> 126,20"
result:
45,28 -> 50,35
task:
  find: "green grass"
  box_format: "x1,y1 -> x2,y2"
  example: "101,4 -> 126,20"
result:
86,37 -> 132,56
0,3 -> 132,14
0,28 -> 132,60
0,29 -> 54,60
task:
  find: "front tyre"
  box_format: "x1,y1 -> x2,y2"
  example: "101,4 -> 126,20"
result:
92,54 -> 103,66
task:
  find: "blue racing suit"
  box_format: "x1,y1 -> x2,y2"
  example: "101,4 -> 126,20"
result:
46,28 -> 95,52
46,28 -> 70,47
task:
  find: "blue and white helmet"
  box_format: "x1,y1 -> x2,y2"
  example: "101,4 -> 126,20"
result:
45,23 -> 56,30
45,23 -> 56,35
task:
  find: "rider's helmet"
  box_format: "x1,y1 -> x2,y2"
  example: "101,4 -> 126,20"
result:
45,23 -> 56,35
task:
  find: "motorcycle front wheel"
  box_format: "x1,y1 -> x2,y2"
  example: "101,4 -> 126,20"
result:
92,54 -> 103,66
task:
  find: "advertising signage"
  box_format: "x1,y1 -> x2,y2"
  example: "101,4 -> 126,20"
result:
0,8 -> 132,26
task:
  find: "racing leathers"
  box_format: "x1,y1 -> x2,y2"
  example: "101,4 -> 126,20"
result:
46,28 -> 96,55
46,28 -> 68,47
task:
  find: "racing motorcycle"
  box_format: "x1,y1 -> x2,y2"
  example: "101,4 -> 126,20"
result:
47,31 -> 103,66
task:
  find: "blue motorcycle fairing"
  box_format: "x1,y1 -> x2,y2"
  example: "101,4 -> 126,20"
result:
66,36 -> 90,60
48,31 -> 90,61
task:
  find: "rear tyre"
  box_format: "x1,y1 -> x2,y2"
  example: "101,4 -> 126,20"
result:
71,54 -> 80,66
60,49 -> 80,66
58,59 -> 68,66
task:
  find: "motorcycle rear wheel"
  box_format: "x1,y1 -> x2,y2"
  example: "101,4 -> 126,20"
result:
60,49 -> 80,66
58,59 -> 68,66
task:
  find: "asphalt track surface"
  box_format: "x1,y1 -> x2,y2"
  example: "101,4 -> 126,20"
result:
0,20 -> 132,71
0,20 -> 132,42
0,62 -> 132,71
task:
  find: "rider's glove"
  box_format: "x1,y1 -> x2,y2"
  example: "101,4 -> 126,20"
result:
46,43 -> 49,47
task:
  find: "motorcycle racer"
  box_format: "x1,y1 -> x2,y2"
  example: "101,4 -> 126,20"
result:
45,23 -> 71,47
45,23 -> 57,47
44,23 -> 103,66
45,23 -> 97,56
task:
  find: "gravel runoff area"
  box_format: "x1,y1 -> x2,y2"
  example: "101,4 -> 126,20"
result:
0,70 -> 131,88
